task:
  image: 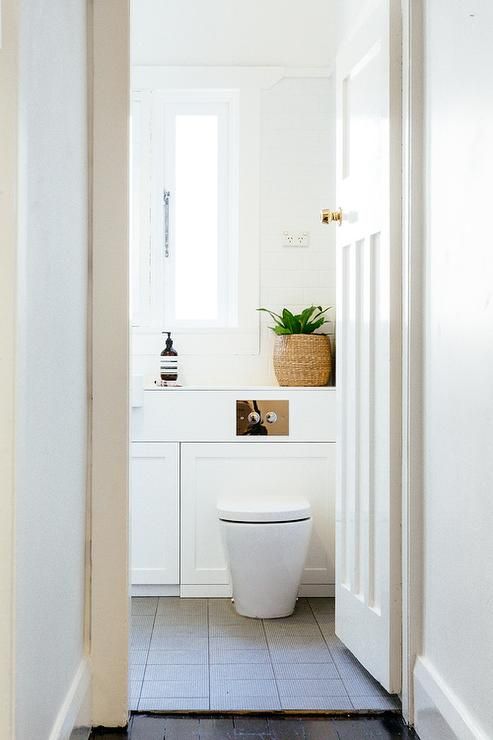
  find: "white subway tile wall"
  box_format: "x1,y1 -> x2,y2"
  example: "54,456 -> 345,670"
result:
132,76 -> 335,386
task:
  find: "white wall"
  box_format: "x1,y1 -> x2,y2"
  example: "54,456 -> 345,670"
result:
132,0 -> 336,67
415,1 -> 493,738
334,0 -> 376,43
335,0 -> 364,38
15,2 -> 90,739
131,2 -> 336,386
0,2 -> 18,738
131,74 -> 335,385
258,75 -> 336,382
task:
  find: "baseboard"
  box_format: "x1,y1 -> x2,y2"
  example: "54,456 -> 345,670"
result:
47,657 -> 91,740
414,656 -> 488,740
298,585 -> 334,597
180,584 -> 232,598
131,584 -> 180,597
178,585 -> 334,599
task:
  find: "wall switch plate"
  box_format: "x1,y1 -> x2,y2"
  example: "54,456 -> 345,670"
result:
282,230 -> 310,247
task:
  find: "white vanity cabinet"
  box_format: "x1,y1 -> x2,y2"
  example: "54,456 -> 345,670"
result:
130,387 -> 336,597
130,442 -> 179,588
180,442 -> 335,597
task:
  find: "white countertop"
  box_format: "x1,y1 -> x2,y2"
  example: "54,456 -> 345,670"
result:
144,385 -> 336,392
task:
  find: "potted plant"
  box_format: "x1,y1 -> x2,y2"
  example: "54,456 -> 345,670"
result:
258,305 -> 332,386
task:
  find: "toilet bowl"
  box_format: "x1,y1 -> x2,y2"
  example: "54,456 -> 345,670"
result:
217,497 -> 312,619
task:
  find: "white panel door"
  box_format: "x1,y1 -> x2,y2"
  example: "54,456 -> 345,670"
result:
181,443 -> 334,589
335,0 -> 401,692
130,442 -> 179,585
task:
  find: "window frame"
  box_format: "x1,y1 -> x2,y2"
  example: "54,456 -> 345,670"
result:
131,89 -> 239,333
130,90 -> 153,328
131,66 -> 283,357
159,91 -> 239,330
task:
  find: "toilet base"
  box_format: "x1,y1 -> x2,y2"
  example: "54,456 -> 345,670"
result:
231,597 -> 299,620
220,518 -> 312,620
233,603 -> 296,620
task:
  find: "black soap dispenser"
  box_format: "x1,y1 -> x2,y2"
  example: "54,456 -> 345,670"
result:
160,332 -> 178,382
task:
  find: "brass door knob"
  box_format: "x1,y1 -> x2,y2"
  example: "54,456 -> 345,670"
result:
320,208 -> 343,225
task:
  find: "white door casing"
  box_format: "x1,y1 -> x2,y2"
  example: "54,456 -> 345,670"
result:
335,0 -> 402,693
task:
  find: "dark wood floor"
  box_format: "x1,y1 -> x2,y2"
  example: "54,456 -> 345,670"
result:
90,713 -> 419,739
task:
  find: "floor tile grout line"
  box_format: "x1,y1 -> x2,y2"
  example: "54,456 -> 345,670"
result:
138,597 -> 158,709
129,600 -> 151,709
139,598 -> 210,710
261,612 -> 282,711
307,598 -> 354,709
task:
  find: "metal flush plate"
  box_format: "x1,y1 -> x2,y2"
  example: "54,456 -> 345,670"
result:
236,400 -> 289,436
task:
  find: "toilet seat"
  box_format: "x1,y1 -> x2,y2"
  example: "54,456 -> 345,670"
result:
217,497 -> 311,523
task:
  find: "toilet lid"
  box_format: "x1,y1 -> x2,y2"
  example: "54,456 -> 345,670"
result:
217,497 -> 311,523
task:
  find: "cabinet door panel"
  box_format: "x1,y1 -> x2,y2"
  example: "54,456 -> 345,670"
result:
131,442 -> 179,585
181,443 -> 334,588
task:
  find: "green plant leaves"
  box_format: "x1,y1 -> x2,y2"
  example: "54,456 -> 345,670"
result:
304,317 -> 327,333
282,308 -> 302,334
257,308 -> 283,325
257,305 -> 332,335
299,306 -> 315,332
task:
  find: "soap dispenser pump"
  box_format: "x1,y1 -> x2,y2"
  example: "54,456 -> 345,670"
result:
160,332 -> 178,382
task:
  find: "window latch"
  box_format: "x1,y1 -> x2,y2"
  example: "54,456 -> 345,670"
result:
163,190 -> 171,258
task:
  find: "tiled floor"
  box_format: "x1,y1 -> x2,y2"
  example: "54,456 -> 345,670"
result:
130,597 -> 400,712
92,713 -> 418,738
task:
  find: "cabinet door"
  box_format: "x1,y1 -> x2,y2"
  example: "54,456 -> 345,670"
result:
181,443 -> 335,589
131,442 -> 179,585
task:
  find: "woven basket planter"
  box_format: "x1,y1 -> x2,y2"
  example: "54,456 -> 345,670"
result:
273,334 -> 332,387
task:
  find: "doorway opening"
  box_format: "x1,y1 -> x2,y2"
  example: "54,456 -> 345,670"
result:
127,0 -> 402,715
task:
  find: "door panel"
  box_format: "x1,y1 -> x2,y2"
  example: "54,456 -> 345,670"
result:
130,442 -> 179,585
335,0 -> 401,693
181,443 -> 334,590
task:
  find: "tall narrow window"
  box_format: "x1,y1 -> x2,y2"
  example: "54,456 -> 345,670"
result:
162,95 -> 238,329
130,90 -> 239,331
174,114 -> 219,321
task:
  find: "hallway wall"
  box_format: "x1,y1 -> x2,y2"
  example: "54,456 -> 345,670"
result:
15,1 -> 90,738
415,1 -> 493,738
0,2 -> 18,738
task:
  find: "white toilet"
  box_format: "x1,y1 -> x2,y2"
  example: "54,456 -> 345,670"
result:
217,497 -> 312,619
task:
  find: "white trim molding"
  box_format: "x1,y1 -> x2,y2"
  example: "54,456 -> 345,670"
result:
414,657 -> 489,740
179,585 -> 335,599
0,1 -> 18,738
48,659 -> 91,740
90,0 -> 130,728
400,0 -> 424,726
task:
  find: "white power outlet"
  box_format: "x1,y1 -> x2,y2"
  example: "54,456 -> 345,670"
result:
282,230 -> 310,248
296,231 -> 310,247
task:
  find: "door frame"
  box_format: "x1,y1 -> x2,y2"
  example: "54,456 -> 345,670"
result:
88,0 -> 425,728
89,0 -> 131,729
400,0 -> 424,725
